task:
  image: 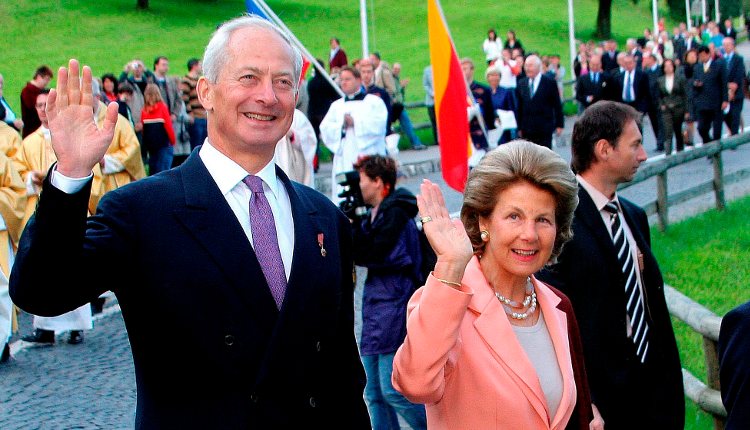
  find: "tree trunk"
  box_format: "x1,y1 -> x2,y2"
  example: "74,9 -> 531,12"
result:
136,0 -> 149,9
596,0 -> 612,39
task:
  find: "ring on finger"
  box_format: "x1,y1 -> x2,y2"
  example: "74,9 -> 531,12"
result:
420,216 -> 433,224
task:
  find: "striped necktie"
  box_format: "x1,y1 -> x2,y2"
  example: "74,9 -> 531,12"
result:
604,201 -> 649,363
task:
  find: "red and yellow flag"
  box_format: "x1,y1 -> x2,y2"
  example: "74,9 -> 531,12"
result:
428,0 -> 471,192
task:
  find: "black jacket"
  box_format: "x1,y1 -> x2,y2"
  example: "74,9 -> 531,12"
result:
538,187 -> 684,429
11,153 -> 370,429
515,74 -> 564,135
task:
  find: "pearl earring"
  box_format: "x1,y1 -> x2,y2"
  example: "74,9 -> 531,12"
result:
480,230 -> 490,242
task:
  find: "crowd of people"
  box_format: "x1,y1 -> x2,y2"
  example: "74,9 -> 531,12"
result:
466,19 -> 746,157
2,13 -> 750,430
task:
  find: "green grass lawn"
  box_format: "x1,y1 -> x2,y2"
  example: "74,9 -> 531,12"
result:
652,194 -> 750,429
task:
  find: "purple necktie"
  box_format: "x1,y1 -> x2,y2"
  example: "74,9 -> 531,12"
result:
243,175 -> 287,309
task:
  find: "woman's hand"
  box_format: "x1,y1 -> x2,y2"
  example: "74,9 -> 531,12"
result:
417,179 -> 473,285
589,403 -> 605,430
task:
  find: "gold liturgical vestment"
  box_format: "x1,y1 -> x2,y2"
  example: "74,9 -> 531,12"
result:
14,103 -> 145,225
0,122 -> 22,159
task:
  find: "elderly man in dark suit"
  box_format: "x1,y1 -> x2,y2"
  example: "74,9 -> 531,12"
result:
575,55 -> 608,110
515,55 -> 563,148
722,37 -> 745,135
719,300 -> 750,430
10,16 -> 370,429
605,54 -> 651,116
693,46 -> 729,143
538,101 -> 684,430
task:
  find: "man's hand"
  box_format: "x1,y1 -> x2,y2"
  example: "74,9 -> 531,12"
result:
13,119 -> 23,130
47,59 -> 119,178
30,171 -> 46,187
555,127 -> 563,135
343,113 -> 354,127
722,101 -> 729,111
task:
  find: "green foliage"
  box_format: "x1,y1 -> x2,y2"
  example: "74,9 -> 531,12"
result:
652,194 -> 750,429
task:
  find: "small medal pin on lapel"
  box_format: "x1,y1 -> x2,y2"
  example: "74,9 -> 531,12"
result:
317,233 -> 327,257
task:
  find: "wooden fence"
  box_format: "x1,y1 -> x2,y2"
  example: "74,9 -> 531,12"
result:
665,285 -> 726,429
618,132 -> 750,231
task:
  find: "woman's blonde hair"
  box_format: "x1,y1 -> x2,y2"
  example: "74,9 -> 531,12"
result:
143,83 -> 163,108
460,140 -> 578,261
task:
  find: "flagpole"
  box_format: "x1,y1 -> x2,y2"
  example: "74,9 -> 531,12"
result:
360,0 -> 370,58
253,0 -> 345,97
568,0 -> 576,82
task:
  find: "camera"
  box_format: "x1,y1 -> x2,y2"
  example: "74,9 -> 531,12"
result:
336,170 -> 368,220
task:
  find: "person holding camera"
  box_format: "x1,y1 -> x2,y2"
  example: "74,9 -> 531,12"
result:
350,155 -> 427,430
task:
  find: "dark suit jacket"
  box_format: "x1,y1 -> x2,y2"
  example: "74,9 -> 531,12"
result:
601,50 -> 619,72
719,301 -> 750,430
721,26 -> 738,39
692,59 -> 728,111
469,81 -> 496,149
673,37 -> 687,62
657,74 -> 689,111
10,152 -> 370,429
575,71 -> 609,109
725,53 -> 746,104
537,187 -> 684,429
515,75 -> 563,135
605,69 -> 651,113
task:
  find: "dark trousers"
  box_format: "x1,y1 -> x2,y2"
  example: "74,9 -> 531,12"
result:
661,107 -> 685,154
648,107 -> 664,150
698,108 -> 724,143
724,100 -> 744,135
427,105 -> 437,145
522,130 -> 552,148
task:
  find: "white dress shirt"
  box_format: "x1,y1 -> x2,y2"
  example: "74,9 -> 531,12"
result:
51,140 -> 295,281
577,175 -> 646,336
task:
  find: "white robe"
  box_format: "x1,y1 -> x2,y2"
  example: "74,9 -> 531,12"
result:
320,94 -> 388,201
275,109 -> 317,187
0,238 -> 12,345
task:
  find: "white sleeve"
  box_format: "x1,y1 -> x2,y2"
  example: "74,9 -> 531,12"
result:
50,168 -> 94,194
291,110 -> 318,167
319,100 -> 344,154
102,155 -> 126,174
351,96 -> 388,143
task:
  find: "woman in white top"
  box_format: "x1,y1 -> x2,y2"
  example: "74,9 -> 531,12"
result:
483,29 -> 503,65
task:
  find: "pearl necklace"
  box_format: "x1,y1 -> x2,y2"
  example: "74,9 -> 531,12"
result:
494,278 -> 538,320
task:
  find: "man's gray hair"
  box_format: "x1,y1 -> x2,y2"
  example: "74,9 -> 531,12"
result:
525,55 -> 542,68
202,15 -> 303,89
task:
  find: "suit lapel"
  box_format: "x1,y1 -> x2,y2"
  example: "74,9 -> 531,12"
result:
172,152 -> 279,333
575,187 -> 620,268
465,259 -> 550,425
534,278 -> 576,429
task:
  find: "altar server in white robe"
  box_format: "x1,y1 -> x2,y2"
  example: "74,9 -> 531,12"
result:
320,66 -> 388,201
275,109 -> 317,187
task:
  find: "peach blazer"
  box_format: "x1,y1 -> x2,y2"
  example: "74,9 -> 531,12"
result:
392,256 -> 577,430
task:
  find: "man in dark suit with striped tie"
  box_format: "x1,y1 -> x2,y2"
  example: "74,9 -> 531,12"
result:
538,101 -> 684,430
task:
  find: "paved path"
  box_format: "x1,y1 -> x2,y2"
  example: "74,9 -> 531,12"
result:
4,45 -> 750,429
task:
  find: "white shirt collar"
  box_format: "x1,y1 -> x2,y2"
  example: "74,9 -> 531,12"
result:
577,174 -> 618,212
199,140 -> 280,200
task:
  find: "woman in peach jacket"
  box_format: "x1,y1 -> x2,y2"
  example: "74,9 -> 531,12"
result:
393,141 -> 601,430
